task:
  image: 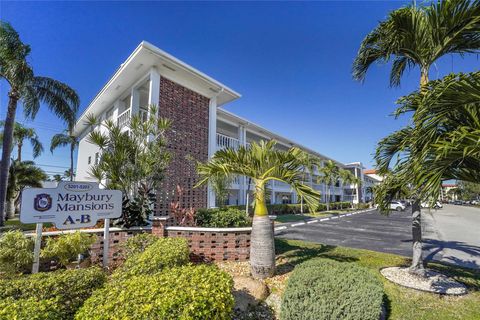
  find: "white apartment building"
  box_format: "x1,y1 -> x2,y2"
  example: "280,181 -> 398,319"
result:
74,41 -> 376,214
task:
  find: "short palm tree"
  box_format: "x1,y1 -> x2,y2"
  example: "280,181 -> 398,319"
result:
0,122 -> 43,161
6,160 -> 47,219
0,22 -> 79,226
196,140 -> 320,279
50,130 -> 78,181
353,0 -> 480,87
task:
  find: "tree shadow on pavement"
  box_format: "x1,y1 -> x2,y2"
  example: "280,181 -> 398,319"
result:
423,238 -> 480,270
274,239 -> 358,276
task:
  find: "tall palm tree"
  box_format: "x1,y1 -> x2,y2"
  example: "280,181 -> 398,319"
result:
6,160 -> 47,219
196,140 -> 320,279
353,0 -> 480,276
317,160 -> 340,211
353,0 -> 480,88
50,130 -> 78,181
0,22 -> 79,225
0,122 -> 43,161
340,169 -> 360,207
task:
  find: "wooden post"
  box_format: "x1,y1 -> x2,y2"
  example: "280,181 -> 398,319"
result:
103,218 -> 110,268
32,223 -> 43,274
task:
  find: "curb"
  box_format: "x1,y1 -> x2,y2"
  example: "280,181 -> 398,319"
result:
273,208 -> 376,233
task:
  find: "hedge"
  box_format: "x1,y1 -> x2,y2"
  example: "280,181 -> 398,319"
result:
76,264 -> 234,320
120,233 -> 159,259
196,207 -> 251,227
0,297 -> 62,320
228,201 -> 368,215
281,259 -> 384,320
113,237 -> 189,280
0,267 -> 106,319
0,230 -> 34,274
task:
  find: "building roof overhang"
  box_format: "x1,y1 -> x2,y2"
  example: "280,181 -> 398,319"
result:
74,41 -> 241,136
217,108 -> 346,167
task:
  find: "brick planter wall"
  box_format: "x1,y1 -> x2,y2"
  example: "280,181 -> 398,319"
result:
153,218 -> 251,262
29,221 -> 251,267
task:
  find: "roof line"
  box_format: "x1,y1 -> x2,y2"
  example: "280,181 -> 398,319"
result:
217,108 -> 346,167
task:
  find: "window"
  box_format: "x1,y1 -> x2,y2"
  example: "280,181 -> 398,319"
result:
88,156 -> 91,165
95,152 -> 99,165
106,107 -> 114,120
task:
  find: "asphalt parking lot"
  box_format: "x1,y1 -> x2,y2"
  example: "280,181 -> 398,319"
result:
276,209 -> 412,257
276,205 -> 480,269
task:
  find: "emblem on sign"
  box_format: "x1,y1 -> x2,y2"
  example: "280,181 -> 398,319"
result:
34,194 -> 52,212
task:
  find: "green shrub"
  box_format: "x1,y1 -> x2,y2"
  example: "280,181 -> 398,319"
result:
76,264 -> 234,320
0,230 -> 34,275
121,233 -> 159,258
0,267 -> 106,319
281,259 -> 384,320
196,207 -> 251,227
0,297 -> 62,320
41,232 -> 96,267
113,237 -> 189,280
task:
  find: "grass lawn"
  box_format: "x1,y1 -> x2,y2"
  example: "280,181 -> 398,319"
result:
274,209 -> 354,224
2,218 -> 52,231
271,239 -> 480,320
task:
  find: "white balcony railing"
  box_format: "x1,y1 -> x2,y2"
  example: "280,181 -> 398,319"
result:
117,109 -> 131,128
217,133 -> 240,150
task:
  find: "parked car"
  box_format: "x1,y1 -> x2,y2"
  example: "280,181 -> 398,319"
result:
453,200 -> 463,205
389,201 -> 406,211
421,201 -> 443,209
471,200 -> 479,205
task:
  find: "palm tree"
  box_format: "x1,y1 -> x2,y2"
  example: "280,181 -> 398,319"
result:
354,0 -> 480,276
6,160 -> 47,219
340,169 -> 360,207
317,160 -> 340,211
50,130 -> 78,181
0,122 -> 43,161
196,140 -> 320,279
0,22 -> 79,226
353,0 -> 480,88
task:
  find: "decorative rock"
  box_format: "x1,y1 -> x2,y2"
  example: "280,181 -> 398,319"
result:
381,267 -> 467,295
233,276 -> 270,312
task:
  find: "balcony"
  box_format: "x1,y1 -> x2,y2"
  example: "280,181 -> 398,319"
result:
217,133 -> 240,150
117,108 -> 148,128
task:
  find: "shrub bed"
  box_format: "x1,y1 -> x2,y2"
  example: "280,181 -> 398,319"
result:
0,267 -> 106,319
76,264 -> 234,320
113,237 -> 189,280
0,230 -> 34,275
0,297 -> 62,320
120,233 -> 159,258
265,202 -> 352,215
281,259 -> 384,320
196,207 -> 251,227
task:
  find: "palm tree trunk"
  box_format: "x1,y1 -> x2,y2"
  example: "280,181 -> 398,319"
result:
0,93 -> 18,226
410,199 -> 425,276
17,143 -> 22,162
6,197 -> 15,220
250,182 -> 275,279
70,143 -> 74,181
326,184 -> 330,211
420,67 -> 429,87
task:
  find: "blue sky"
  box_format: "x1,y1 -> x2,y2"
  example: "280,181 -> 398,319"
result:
1,1 -> 479,177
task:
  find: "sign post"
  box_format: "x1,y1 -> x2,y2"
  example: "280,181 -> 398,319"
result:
103,218 -> 110,268
20,182 -> 122,270
32,222 -> 43,274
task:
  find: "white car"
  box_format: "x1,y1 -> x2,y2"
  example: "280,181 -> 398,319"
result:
389,201 -> 406,211
421,201 -> 443,209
